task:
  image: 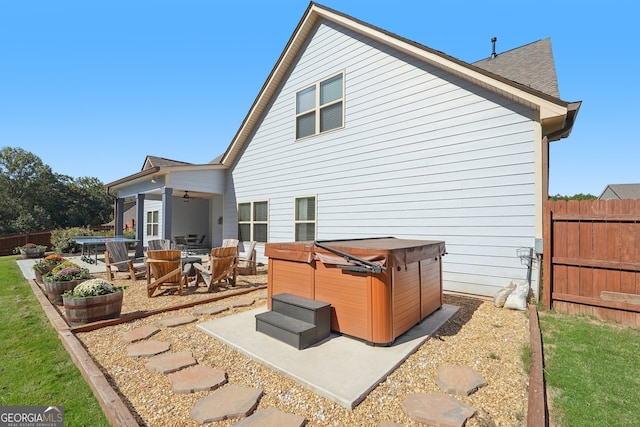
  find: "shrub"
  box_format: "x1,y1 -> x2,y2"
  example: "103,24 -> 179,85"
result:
50,227 -> 95,254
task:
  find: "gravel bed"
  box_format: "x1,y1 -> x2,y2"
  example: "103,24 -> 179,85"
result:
75,269 -> 530,426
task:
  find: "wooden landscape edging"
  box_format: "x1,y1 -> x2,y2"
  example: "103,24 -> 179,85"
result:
543,199 -> 640,326
527,304 -> 547,427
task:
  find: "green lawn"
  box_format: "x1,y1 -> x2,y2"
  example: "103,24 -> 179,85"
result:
540,310 -> 640,426
0,256 -> 109,426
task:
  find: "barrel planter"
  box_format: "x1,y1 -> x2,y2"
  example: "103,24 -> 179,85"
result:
34,266 -> 55,284
20,247 -> 45,259
63,291 -> 123,326
43,279 -> 86,305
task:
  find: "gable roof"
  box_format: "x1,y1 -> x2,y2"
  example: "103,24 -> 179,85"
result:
220,2 -> 581,167
599,184 -> 640,200
473,38 -> 560,98
142,155 -> 192,170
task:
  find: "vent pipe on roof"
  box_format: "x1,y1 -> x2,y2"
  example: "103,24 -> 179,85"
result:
491,37 -> 497,58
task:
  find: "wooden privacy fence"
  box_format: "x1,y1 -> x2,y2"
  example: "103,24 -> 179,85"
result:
0,226 -> 114,257
543,199 -> 640,326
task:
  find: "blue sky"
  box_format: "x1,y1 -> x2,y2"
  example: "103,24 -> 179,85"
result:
1,1 -> 638,196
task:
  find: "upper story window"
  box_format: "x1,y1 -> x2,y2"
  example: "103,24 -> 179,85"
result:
238,201 -> 268,242
296,73 -> 344,139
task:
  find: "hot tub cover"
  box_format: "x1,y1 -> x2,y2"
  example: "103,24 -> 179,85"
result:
265,237 -> 446,268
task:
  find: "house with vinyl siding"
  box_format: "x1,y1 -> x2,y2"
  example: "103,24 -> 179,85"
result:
106,2 -> 580,298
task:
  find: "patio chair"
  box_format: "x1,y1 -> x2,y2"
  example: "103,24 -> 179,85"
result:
148,239 -> 171,251
146,250 -> 191,297
104,241 -> 146,281
173,236 -> 188,251
222,239 -> 239,249
192,246 -> 238,292
238,241 -> 257,275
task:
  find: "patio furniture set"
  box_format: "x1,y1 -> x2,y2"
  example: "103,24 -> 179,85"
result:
103,239 -> 258,297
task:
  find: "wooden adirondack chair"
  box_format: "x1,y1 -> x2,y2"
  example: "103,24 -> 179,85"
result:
238,241 -> 257,275
104,241 -> 146,281
192,246 -> 238,292
146,250 -> 191,297
148,239 -> 171,251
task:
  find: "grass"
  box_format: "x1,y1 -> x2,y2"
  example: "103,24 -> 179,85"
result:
0,256 -> 109,426
539,311 -> 640,426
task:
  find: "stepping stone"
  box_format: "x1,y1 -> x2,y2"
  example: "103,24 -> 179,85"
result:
194,305 -> 229,315
190,385 -> 262,423
167,365 -> 227,394
232,408 -> 305,427
436,365 -> 488,396
126,340 -> 170,357
377,422 -> 405,427
145,351 -> 197,374
258,292 -> 267,300
231,298 -> 254,308
121,325 -> 161,343
402,392 -> 475,427
155,314 -> 198,327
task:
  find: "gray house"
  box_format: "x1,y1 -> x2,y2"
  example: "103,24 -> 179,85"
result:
599,184 -> 640,200
107,3 -> 581,298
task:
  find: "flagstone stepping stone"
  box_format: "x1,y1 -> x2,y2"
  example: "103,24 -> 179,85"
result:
126,340 -> 171,357
232,408 -> 306,427
190,385 -> 263,423
231,298 -> 254,308
193,305 -> 229,315
155,314 -> 198,328
121,325 -> 161,343
402,392 -> 475,427
145,351 -> 197,374
436,365 -> 488,396
377,422 -> 405,427
167,365 -> 227,394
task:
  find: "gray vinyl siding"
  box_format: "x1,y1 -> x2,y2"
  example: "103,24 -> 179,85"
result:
228,20 -> 538,297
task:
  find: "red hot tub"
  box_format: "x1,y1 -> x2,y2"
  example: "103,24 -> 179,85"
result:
264,237 -> 446,345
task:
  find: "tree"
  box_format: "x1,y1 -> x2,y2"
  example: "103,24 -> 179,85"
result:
549,193 -> 597,201
0,146 -> 112,234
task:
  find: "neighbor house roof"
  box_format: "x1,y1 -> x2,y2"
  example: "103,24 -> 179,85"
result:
599,184 -> 640,200
473,38 -> 560,98
220,2 -> 581,167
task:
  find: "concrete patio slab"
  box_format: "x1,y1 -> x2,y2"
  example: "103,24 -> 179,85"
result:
197,304 -> 457,409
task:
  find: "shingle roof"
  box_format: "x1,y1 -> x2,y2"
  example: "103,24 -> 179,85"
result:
599,184 -> 640,200
473,38 -> 560,98
142,155 -> 192,170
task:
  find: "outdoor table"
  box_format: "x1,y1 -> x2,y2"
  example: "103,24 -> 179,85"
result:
71,236 -> 138,265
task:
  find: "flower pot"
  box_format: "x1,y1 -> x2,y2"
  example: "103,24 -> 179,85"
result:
63,291 -> 123,326
21,247 -> 45,259
43,279 -> 86,305
33,266 -> 55,284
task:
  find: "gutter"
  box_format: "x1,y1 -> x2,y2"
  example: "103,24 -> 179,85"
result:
546,101 -> 582,141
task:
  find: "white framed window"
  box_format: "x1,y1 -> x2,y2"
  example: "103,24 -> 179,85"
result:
295,73 -> 344,139
294,196 -> 316,241
238,200 -> 268,242
146,210 -> 159,237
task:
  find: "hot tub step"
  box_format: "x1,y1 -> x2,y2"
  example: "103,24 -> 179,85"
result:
271,293 -> 331,340
255,311 -> 318,350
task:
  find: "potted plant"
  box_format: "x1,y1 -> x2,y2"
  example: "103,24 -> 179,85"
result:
62,279 -> 124,326
43,261 -> 90,305
14,242 -> 46,259
32,254 -> 65,284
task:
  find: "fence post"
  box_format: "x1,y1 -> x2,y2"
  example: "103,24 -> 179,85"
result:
543,201 -> 553,309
